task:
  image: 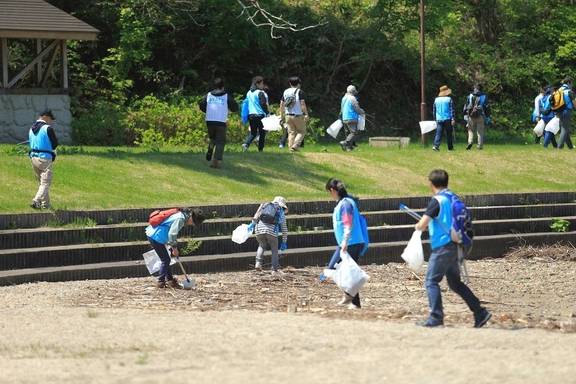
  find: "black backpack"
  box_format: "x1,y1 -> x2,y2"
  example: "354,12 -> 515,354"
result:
258,202 -> 280,225
284,89 -> 299,109
468,95 -> 483,118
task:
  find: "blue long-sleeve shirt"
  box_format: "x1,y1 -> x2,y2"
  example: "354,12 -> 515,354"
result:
433,96 -> 455,122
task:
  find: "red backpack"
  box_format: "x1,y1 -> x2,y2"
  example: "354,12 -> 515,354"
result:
148,208 -> 180,227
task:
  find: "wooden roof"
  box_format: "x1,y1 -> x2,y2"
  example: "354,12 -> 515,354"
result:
0,0 -> 99,40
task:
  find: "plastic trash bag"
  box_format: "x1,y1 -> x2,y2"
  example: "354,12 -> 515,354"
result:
142,246 -> 175,275
322,251 -> 369,297
401,230 -> 424,271
357,115 -> 366,131
533,119 -> 546,137
419,121 -> 437,134
232,224 -> 251,244
327,119 -> 343,139
545,117 -> 560,134
262,115 -> 282,131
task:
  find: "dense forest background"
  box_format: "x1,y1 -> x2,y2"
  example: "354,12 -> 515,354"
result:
15,0 -> 576,145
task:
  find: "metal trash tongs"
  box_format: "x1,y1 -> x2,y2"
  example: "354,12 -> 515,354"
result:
400,204 -> 469,283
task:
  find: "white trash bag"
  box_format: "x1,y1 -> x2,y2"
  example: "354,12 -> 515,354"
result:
401,230 -> 424,271
142,246 -> 175,275
419,121 -> 437,134
357,115 -> 366,131
544,116 -> 560,135
327,119 -> 343,139
262,115 -> 282,131
533,119 -> 546,137
232,224 -> 252,244
323,251 -> 369,297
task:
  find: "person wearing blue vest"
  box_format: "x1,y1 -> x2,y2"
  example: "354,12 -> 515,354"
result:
339,85 -> 365,151
145,208 -> 206,288
242,76 -> 270,152
432,85 -> 455,151
557,77 -> 575,150
325,178 -> 366,309
28,110 -> 59,210
539,86 -> 558,148
464,84 -> 490,150
415,169 -> 491,328
199,78 -> 239,169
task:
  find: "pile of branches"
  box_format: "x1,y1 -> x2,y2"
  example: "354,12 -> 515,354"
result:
505,243 -> 576,262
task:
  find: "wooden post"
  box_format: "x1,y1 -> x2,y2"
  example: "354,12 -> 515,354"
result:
1,38 -> 8,88
419,0 -> 427,145
36,39 -> 43,85
60,40 -> 68,89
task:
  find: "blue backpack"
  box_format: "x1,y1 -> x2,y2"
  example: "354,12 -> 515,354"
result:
438,190 -> 474,248
241,98 -> 249,125
540,94 -> 553,116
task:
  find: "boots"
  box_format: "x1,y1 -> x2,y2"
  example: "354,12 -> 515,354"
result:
210,159 -> 221,169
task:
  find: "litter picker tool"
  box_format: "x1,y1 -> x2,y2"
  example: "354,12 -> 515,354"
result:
169,248 -> 194,290
399,203 -> 469,283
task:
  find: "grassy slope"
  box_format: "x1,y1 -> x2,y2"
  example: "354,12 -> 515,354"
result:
0,143 -> 574,213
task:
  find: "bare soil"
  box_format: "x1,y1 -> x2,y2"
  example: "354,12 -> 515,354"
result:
1,258 -> 575,384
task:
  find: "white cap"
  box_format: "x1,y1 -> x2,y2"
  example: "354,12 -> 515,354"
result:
346,85 -> 358,95
272,196 -> 288,210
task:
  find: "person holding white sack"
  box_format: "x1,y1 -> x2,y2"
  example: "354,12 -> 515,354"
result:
325,178 -> 366,309
414,170 -> 491,328
339,85 -> 365,151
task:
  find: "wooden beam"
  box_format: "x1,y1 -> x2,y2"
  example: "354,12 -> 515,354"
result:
41,44 -> 59,87
1,38 -> 7,88
60,40 -> 68,89
7,40 -> 57,88
0,30 -> 98,41
36,39 -> 42,85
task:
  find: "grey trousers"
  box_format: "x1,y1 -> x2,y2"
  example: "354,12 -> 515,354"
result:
255,233 -> 279,271
558,110 -> 574,149
343,121 -> 359,148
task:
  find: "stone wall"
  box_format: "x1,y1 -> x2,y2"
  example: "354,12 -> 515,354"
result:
0,94 -> 72,144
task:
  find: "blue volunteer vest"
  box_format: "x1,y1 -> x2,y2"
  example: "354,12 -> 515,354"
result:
247,89 -> 266,116
29,124 -> 53,160
332,197 -> 364,246
434,96 -> 452,121
146,212 -> 184,244
562,85 -> 574,110
341,95 -> 359,121
430,191 -> 453,250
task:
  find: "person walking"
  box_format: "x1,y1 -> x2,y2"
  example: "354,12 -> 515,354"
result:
556,77 -> 575,149
432,85 -> 455,151
539,85 -> 559,148
532,86 -> 545,144
464,84 -> 490,150
325,178 -> 366,310
339,85 -> 365,151
242,76 -> 270,152
279,76 -> 309,152
28,110 -> 59,210
414,169 -> 491,328
199,78 -> 239,168
145,208 -> 206,288
248,196 -> 289,274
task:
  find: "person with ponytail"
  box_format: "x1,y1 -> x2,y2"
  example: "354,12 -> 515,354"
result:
325,178 -> 366,309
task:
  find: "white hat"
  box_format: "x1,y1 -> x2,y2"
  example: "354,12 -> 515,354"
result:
272,196 -> 288,210
346,85 -> 358,95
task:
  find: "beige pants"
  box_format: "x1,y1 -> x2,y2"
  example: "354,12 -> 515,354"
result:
467,116 -> 485,148
31,157 -> 53,207
286,115 -> 306,149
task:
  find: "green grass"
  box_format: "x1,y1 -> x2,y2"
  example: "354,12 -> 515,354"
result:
1,142 -> 574,213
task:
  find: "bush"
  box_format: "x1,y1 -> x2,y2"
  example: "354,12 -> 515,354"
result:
72,102 -> 128,146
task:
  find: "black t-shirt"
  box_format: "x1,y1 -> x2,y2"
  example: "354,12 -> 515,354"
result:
424,198 -> 440,218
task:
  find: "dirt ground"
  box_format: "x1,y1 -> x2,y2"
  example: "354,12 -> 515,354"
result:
1,258 -> 575,384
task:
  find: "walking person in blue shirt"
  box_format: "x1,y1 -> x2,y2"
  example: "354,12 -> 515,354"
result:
339,85 -> 365,151
242,76 -> 270,152
539,86 -> 558,148
28,110 -> 59,209
463,84 -> 490,150
556,77 -> 575,150
145,208 -> 206,288
432,85 -> 455,151
414,169 -> 491,327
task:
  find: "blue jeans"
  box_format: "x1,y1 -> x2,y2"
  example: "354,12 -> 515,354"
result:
149,238 -> 173,283
433,120 -> 454,149
425,243 -> 481,320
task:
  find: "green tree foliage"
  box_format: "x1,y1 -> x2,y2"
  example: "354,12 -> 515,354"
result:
49,0 -> 576,144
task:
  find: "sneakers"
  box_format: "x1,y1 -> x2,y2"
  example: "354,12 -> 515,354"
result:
339,141 -> 347,151
206,145 -> 214,161
156,281 -> 167,288
167,278 -> 183,289
432,146 -> 439,151
278,144 -> 285,148
474,308 -> 492,328
418,317 -> 444,327
337,294 -> 352,306
242,144 -> 248,152
30,201 -> 41,209
209,159 -> 221,169
254,262 -> 262,271
466,143 -> 473,150
347,303 -> 360,310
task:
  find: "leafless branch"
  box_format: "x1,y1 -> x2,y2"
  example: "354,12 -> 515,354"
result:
236,0 -> 327,39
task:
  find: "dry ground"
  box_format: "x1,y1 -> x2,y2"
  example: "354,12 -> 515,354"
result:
1,258 -> 575,384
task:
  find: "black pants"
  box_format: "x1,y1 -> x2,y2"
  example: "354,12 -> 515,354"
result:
332,243 -> 364,307
207,122 -> 226,161
244,115 -> 266,151
149,238 -> 173,282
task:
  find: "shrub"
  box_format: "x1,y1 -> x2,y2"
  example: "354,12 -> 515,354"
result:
72,102 -> 128,146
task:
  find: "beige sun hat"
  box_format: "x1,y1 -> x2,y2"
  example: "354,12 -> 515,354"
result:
272,196 -> 288,210
438,85 -> 452,97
